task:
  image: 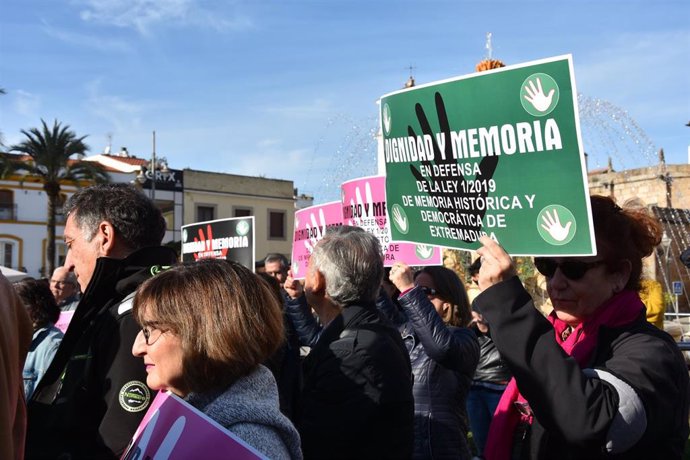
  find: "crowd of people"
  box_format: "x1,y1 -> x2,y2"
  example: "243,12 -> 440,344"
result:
1,184 -> 689,460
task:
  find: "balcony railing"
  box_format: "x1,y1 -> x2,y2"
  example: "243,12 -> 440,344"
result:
0,203 -> 67,223
0,203 -> 17,220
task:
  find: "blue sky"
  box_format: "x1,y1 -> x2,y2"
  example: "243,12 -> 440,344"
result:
1,0 -> 688,203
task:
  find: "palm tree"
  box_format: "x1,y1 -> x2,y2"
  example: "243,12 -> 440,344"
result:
0,88 -> 11,179
9,119 -> 110,276
0,87 -> 6,147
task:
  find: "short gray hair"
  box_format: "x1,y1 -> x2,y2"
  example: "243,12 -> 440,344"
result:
52,267 -> 77,286
310,225 -> 383,307
264,253 -> 289,269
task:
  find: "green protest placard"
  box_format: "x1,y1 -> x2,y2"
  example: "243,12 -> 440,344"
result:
381,55 -> 595,256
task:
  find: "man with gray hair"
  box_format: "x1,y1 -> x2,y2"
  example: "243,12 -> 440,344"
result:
49,266 -> 80,311
263,253 -> 290,284
285,225 -> 414,459
26,184 -> 177,459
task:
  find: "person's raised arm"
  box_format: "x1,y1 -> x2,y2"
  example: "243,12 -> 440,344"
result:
390,263 -> 477,371
283,270 -> 321,347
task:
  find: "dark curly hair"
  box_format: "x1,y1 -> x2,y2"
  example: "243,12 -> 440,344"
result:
13,278 -> 60,329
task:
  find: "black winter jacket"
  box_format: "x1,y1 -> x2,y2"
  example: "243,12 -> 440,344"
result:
26,247 -> 177,459
475,276 -> 690,460
379,287 -> 479,460
284,293 -> 320,347
297,303 -> 415,460
471,329 -> 511,386
264,300 -> 302,422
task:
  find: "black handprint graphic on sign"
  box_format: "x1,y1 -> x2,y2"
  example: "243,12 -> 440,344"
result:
408,92 -> 499,241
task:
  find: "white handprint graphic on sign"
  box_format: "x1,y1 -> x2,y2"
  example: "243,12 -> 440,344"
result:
391,204 -> 409,234
537,205 -> 576,246
521,73 -> 559,117
524,78 -> 554,112
416,244 -> 433,260
383,104 -> 392,135
540,209 -> 571,241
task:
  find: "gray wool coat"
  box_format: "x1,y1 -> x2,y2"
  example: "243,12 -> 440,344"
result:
185,365 -> 303,460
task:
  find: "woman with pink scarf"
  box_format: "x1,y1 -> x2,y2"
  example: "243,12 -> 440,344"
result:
473,195 -> 689,459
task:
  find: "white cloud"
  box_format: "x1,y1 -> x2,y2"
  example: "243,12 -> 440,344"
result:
231,138 -> 310,179
73,0 -> 253,35
41,20 -> 131,52
13,90 -> 41,117
85,79 -> 147,132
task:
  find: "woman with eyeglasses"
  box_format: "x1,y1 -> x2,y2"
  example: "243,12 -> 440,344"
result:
131,259 -> 303,460
387,263 -> 479,459
474,195 -> 689,459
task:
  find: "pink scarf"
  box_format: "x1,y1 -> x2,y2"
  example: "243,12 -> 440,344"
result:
484,290 -> 644,460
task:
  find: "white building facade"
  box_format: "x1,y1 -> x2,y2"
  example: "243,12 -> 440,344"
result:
0,173 -> 80,278
1,149 -> 302,278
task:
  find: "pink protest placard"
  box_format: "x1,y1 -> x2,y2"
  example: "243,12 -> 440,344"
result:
291,201 -> 343,280
122,391 -> 265,460
341,175 -> 442,267
55,311 -> 74,333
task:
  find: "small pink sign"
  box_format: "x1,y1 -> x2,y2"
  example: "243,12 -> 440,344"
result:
55,311 -> 74,333
291,201 -> 343,280
122,391 -> 265,460
341,175 -> 442,267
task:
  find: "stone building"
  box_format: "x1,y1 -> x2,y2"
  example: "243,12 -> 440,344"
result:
588,155 -> 690,313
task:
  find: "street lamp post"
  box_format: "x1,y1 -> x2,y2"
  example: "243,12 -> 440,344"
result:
136,131 -> 169,202
660,231 -> 675,316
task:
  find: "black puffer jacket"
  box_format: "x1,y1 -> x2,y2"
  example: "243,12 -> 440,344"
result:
380,287 -> 479,460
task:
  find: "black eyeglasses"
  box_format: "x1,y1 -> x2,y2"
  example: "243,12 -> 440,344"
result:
141,323 -> 166,345
534,258 -> 605,281
419,286 -> 439,297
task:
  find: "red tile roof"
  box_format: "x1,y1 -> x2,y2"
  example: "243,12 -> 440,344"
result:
99,154 -> 148,166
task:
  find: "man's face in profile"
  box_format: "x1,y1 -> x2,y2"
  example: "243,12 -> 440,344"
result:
63,214 -> 101,293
